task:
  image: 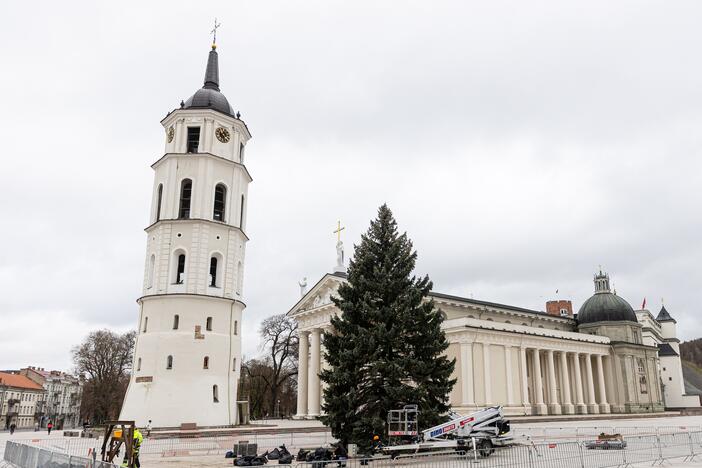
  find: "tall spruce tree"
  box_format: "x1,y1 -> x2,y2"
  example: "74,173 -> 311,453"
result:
320,204 -> 456,450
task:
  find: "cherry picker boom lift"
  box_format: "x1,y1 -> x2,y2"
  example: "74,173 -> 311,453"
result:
384,405 -> 511,458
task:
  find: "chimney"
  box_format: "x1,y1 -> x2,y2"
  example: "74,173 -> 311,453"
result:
546,300 -> 573,318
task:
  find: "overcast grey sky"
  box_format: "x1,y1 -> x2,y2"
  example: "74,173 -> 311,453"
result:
1,1 -> 701,371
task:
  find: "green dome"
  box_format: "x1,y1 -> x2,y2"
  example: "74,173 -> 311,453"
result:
577,270 -> 638,324
578,292 -> 637,324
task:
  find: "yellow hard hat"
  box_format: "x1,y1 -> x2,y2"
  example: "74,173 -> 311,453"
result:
373,435 -> 379,441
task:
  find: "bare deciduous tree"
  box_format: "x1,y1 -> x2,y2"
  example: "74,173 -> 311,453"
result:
240,314 -> 298,418
72,329 -> 135,424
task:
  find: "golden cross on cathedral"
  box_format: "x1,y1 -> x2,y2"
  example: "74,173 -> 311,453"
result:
333,220 -> 345,242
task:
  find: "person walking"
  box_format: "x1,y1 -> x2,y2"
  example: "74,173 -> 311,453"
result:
9,423 -> 16,435
47,420 -> 53,435
146,420 -> 152,437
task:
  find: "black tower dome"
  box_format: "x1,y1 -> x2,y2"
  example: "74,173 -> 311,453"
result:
182,45 -> 234,116
577,271 -> 638,324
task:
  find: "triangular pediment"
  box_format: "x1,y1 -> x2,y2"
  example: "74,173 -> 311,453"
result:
287,273 -> 347,316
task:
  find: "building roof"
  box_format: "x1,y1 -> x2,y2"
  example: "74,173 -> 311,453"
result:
0,372 -> 44,390
656,305 -> 676,323
183,46 -> 234,116
430,291 -> 568,320
577,271 -> 638,324
295,271 -> 570,322
658,343 -> 679,357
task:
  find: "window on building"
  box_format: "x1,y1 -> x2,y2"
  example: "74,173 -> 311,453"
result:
234,320 -> 238,335
137,358 -> 141,371
178,179 -> 192,219
206,317 -> 213,331
637,358 -> 646,374
176,254 -> 186,284
143,317 -> 148,333
232,358 -> 237,371
239,143 -> 245,163
173,314 -> 179,330
209,257 -> 218,287
166,355 -> 173,369
213,385 -> 219,403
187,127 -> 201,153
663,367 -> 666,371
156,184 -> 163,221
203,356 -> 209,369
147,254 -> 156,289
669,377 -> 672,381
213,184 -> 226,221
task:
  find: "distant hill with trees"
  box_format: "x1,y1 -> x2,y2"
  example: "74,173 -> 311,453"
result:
680,339 -> 702,368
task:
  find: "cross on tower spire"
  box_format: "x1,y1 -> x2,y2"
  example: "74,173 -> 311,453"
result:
210,18 -> 221,49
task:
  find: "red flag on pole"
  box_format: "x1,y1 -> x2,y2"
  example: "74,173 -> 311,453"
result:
642,297 -> 646,310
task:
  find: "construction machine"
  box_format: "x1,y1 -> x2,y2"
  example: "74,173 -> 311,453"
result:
384,405 -> 511,458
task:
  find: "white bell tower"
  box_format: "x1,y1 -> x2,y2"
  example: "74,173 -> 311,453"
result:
120,41 -> 252,427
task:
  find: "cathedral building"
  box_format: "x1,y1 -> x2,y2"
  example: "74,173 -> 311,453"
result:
120,42 -> 251,427
290,264 -> 699,418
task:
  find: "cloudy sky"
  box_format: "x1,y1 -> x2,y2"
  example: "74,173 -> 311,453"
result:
1,1 -> 701,371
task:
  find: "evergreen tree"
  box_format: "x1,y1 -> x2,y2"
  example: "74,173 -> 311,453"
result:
320,204 -> 456,450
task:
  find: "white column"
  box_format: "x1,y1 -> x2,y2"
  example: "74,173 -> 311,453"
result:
460,343 -> 475,407
307,329 -> 321,417
585,353 -> 599,414
520,346 -> 530,410
176,118 -> 185,153
559,352 -> 574,414
573,353 -> 586,414
596,354 -> 610,413
546,350 -> 561,415
483,343 -> 492,405
319,332 -> 327,412
295,331 -> 309,418
504,346 -> 514,406
532,349 -> 546,415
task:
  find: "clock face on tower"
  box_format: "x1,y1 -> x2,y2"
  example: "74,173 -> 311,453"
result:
215,127 -> 231,143
167,126 -> 175,143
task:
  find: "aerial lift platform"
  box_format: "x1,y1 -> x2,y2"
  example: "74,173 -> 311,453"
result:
384,405 -> 512,458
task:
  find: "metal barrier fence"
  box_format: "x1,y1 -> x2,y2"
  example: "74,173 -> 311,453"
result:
2,441 -> 119,468
6,429 -> 702,467
289,432 -> 702,468
1,431 -> 334,461
511,424 -> 702,442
